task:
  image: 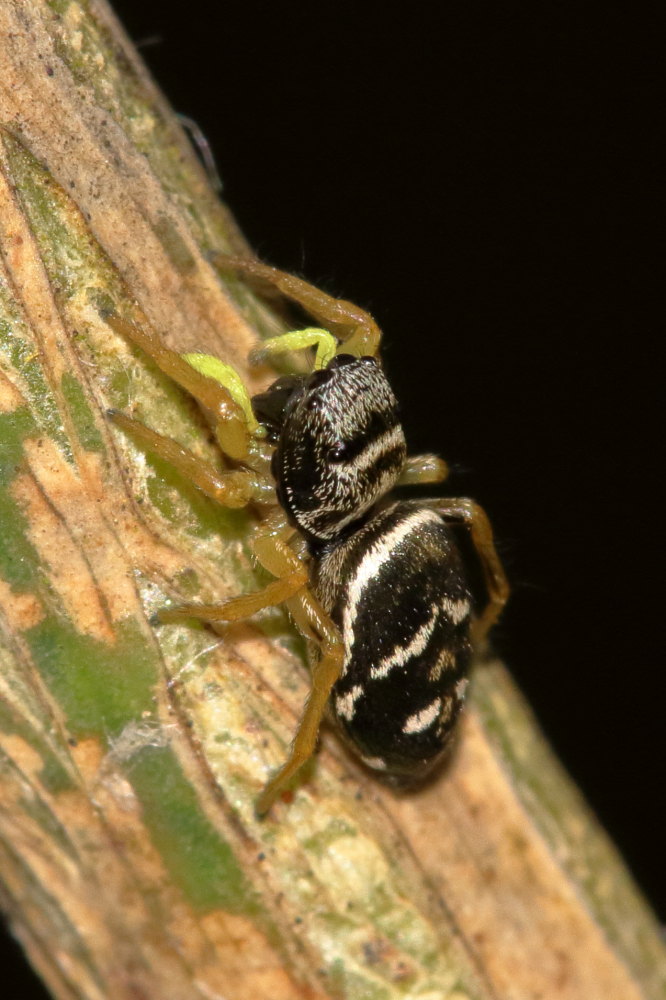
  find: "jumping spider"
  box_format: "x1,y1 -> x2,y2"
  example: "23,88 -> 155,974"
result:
106,255 -> 508,815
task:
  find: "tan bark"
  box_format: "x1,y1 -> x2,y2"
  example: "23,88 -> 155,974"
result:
0,3 -> 663,999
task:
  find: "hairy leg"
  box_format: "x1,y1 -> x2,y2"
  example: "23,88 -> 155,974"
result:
211,253 -> 382,357
427,497 -> 509,645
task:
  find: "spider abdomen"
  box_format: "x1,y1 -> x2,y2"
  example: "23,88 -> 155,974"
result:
313,500 -> 473,779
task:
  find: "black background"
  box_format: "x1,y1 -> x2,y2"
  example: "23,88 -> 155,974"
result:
3,3 -> 662,994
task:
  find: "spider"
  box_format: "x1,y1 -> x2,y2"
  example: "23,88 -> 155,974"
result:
106,255 -> 508,815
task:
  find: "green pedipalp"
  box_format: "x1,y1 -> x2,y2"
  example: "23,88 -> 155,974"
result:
251,327 -> 337,370
182,353 -> 263,434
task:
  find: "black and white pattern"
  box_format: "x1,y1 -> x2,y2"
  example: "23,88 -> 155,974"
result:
253,352 -> 476,784
254,355 -> 407,541
313,501 -> 472,779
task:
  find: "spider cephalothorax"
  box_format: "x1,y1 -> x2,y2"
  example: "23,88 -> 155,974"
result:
254,354 -> 406,542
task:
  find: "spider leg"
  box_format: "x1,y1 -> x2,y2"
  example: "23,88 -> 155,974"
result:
155,572 -> 308,625
108,411 -> 263,507
257,586 -> 344,816
425,497 -> 509,646
156,513 -> 307,624
151,509 -> 343,813
211,252 -> 382,357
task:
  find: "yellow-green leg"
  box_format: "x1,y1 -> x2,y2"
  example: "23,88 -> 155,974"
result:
427,498 -> 509,645
211,252 -> 383,357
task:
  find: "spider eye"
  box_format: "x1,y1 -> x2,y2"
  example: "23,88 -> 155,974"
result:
327,353 -> 356,370
328,441 -> 348,462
